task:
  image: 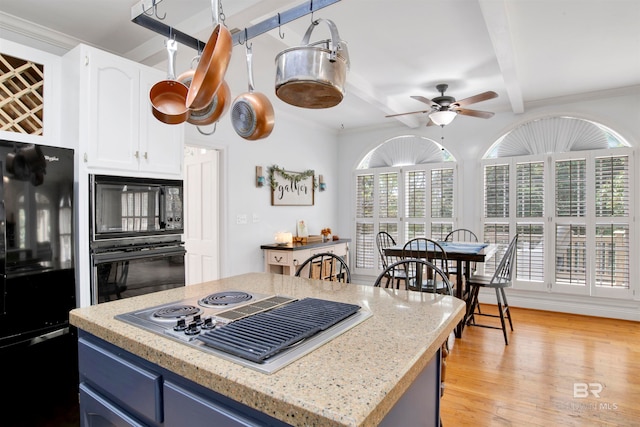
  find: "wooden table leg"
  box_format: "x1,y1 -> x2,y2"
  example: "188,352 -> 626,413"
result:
455,260 -> 464,338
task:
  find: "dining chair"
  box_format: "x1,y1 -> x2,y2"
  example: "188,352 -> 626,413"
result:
402,237 -> 450,277
465,234 -> 518,345
376,231 -> 409,289
374,258 -> 453,295
295,252 -> 351,283
444,228 -> 479,277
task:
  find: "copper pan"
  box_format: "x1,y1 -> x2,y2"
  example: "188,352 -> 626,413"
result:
231,44 -> 274,141
150,39 -> 190,125
177,58 -> 231,127
186,0 -> 232,110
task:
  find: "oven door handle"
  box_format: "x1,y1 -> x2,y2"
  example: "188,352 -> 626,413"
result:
92,246 -> 186,263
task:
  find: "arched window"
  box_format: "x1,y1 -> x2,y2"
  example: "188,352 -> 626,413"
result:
352,135 -> 457,276
480,116 -> 633,299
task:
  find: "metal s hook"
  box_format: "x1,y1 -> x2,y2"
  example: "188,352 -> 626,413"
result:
310,0 -> 315,24
277,13 -> 285,39
244,28 -> 252,49
142,0 -> 166,20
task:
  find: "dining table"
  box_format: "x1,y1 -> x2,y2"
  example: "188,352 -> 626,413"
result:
384,240 -> 498,338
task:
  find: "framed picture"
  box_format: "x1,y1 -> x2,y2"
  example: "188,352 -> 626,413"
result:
271,169 -> 315,206
296,220 -> 308,237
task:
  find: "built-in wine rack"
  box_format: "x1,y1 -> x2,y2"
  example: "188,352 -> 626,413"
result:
0,53 -> 44,135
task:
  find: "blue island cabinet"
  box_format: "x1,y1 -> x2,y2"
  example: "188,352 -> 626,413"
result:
76,329 -> 441,427
77,332 -> 289,427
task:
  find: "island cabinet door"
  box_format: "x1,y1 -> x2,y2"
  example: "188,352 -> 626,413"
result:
78,336 -> 163,425
163,381 -> 289,426
79,383 -> 147,427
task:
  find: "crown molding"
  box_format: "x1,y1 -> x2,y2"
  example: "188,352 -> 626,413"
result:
0,11 -> 82,55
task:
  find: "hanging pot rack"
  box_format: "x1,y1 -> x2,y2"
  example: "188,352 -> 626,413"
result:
131,0 -> 342,51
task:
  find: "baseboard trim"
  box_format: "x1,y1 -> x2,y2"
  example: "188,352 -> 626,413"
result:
478,288 -> 640,322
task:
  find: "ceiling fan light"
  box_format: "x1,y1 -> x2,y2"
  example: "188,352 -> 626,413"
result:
429,110 -> 457,126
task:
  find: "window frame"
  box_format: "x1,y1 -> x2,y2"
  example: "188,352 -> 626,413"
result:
352,162 -> 458,277
480,147 -> 635,299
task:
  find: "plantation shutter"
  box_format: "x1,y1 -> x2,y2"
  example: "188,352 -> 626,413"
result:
594,155 -> 630,289
555,159 -> 586,217
515,162 -> 545,281
484,164 -> 509,218
355,174 -> 374,269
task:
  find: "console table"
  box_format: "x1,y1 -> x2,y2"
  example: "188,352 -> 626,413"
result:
260,239 -> 350,276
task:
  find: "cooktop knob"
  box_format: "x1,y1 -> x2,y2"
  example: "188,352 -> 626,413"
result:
201,317 -> 215,330
174,318 -> 187,331
185,321 -> 200,336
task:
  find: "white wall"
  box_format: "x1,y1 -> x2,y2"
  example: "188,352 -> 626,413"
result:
183,107 -> 341,278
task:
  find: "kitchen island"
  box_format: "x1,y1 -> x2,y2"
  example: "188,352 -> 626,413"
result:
69,272 -> 465,426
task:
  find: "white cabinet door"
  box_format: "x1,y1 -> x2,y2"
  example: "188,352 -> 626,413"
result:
139,69 -> 183,176
85,47 -> 140,171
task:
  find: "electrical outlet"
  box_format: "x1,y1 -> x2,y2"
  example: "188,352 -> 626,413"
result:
236,214 -> 247,225
252,213 -> 260,223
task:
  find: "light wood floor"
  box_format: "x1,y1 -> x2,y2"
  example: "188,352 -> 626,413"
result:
440,305 -> 640,427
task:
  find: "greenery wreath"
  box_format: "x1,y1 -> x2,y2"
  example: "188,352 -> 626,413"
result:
268,165 -> 317,190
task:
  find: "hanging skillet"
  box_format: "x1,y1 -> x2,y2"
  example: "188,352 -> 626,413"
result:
150,38 -> 190,125
231,43 -> 275,140
186,0 -> 232,111
177,55 -> 231,128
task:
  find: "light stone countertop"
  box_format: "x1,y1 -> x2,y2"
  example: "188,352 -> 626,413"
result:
70,272 -> 465,427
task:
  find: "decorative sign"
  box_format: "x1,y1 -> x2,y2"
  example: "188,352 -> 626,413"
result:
270,167 -> 315,206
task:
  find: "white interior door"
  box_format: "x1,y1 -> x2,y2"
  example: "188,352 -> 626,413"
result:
184,147 -> 220,285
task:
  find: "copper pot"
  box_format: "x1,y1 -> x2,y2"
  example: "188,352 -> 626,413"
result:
275,19 -> 350,109
231,44 -> 274,140
150,39 -> 190,125
186,1 -> 232,111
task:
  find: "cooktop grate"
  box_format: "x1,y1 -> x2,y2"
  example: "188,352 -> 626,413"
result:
196,298 -> 361,363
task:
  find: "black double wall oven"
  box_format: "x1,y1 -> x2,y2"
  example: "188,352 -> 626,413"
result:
89,175 -> 186,305
0,140 -> 75,349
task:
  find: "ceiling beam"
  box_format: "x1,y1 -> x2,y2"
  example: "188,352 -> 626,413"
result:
478,0 -> 524,114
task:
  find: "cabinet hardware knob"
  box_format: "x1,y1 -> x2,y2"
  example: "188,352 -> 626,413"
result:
144,152 -> 148,160
134,151 -> 139,159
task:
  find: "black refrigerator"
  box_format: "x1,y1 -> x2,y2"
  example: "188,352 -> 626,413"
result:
0,140 -> 75,349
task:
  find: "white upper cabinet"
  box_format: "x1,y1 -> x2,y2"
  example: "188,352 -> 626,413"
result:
139,68 -> 184,176
62,44 -> 183,177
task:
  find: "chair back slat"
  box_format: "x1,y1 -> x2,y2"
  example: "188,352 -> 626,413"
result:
374,258 -> 453,295
402,237 -> 449,277
489,234 -> 518,287
376,231 -> 398,269
444,229 -> 478,273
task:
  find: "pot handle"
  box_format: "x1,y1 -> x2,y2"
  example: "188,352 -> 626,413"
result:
165,38 -> 178,80
301,19 -> 349,67
245,43 -> 255,93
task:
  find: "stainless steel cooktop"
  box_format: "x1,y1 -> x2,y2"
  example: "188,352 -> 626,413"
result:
115,290 -> 371,374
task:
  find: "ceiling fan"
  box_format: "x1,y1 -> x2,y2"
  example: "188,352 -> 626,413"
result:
386,84 -> 498,126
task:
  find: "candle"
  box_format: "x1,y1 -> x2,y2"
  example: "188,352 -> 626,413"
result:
274,232 -> 292,244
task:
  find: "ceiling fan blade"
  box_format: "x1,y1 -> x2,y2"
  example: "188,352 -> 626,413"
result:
385,109 -> 432,118
455,108 -> 495,119
452,91 -> 498,108
410,95 -> 440,108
